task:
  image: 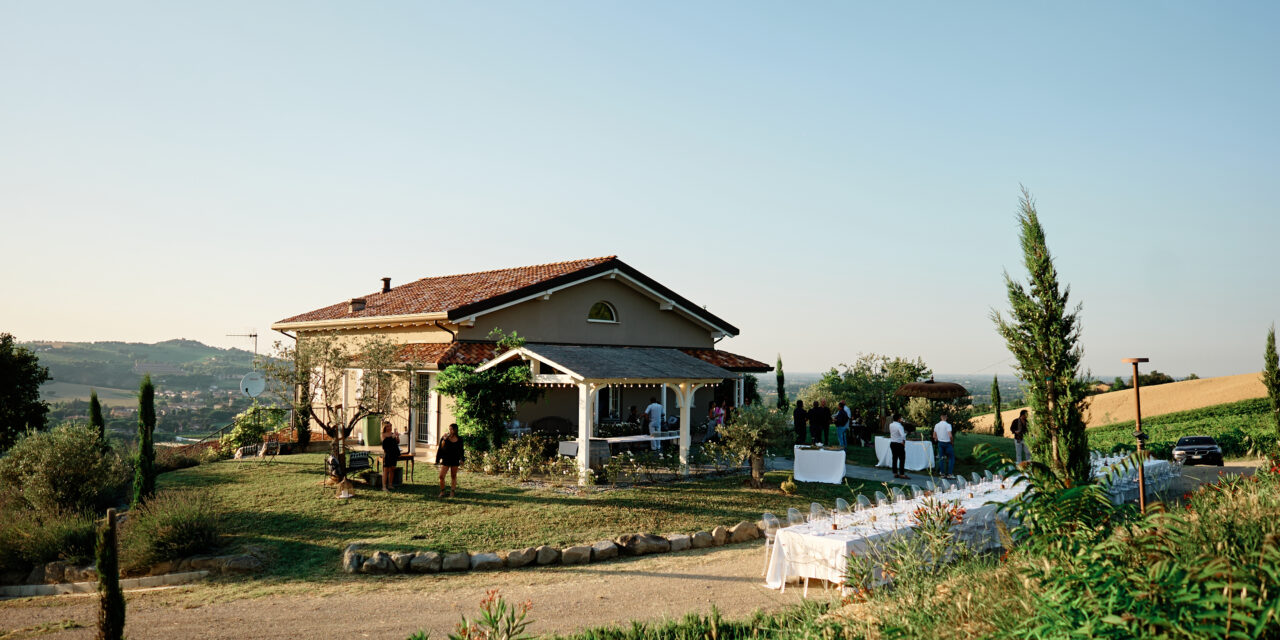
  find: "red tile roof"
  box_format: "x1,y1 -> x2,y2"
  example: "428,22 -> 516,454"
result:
679,348 -> 773,372
394,342 -> 496,368
277,256 -> 618,325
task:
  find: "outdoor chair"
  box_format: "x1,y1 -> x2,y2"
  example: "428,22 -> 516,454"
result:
809,502 -> 828,521
971,472 -> 982,485
955,477 -> 968,490
834,498 -> 850,514
855,494 -> 872,510
925,480 -> 937,493
911,486 -> 925,500
787,507 -> 805,526
890,487 -> 906,503
939,479 -> 952,492
874,491 -> 890,507
983,470 -> 994,482
761,513 -> 781,576
346,451 -> 372,474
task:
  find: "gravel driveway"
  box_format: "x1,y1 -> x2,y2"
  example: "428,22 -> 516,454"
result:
0,543 -> 817,640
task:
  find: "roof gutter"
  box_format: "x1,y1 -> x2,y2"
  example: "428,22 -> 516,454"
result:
271,312 -> 450,332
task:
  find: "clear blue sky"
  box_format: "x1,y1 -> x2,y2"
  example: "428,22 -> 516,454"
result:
2,2 -> 1277,378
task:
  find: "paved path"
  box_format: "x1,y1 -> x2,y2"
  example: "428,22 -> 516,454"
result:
0,544 -> 823,640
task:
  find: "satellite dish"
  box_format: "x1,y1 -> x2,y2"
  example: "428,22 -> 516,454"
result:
240,371 -> 266,398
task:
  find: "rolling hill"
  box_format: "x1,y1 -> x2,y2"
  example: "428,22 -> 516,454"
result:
973,371 -> 1268,432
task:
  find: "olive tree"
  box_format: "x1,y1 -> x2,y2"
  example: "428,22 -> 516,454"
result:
716,404 -> 790,488
260,332 -> 411,478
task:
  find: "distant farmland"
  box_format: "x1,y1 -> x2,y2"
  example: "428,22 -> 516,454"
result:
39,381 -> 137,407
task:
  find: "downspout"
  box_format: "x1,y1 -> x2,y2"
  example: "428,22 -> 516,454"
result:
433,320 -> 456,340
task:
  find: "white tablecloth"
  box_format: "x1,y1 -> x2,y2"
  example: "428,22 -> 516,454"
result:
874,437 -> 935,471
793,446 -> 846,484
1093,456 -> 1175,504
765,482 -> 1025,590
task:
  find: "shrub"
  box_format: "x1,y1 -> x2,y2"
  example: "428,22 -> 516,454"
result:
0,506 -> 97,574
0,423 -> 130,514
219,405 -> 285,451
155,446 -> 202,473
120,489 -> 222,571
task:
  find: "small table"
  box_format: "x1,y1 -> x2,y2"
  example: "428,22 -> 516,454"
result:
793,446 -> 846,484
874,437 -> 934,471
374,450 -> 415,482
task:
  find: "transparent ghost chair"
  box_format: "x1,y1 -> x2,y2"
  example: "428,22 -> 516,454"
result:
809,502 -> 828,522
911,485 -> 926,500
855,494 -> 872,510
786,507 -> 805,526
971,472 -> 983,485
890,487 -> 907,503
983,470 -> 994,482
834,497 -> 851,514
925,480 -> 937,493
760,512 -> 782,575
939,479 -> 953,492
874,491 -> 891,507
955,477 -> 968,490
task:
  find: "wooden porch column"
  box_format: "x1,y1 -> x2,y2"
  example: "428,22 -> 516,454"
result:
576,382 -> 596,486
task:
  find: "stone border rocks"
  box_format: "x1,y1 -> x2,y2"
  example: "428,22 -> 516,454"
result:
340,521 -> 762,576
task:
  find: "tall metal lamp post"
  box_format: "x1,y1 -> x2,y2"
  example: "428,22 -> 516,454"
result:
1123,357 -> 1151,513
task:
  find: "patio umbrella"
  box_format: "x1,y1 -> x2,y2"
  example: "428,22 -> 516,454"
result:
894,378 -> 970,400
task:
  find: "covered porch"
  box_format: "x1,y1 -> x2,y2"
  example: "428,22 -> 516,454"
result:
477,344 -> 731,484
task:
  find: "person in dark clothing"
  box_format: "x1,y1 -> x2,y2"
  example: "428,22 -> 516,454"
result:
436,422 -> 465,497
379,420 -> 401,492
808,401 -> 832,444
792,400 -> 808,444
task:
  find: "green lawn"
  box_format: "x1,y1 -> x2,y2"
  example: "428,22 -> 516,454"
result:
159,454 -> 882,582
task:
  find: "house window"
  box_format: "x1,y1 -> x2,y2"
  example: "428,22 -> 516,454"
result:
587,301 -> 618,323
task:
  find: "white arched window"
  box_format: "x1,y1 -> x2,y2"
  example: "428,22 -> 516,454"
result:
587,301 -> 618,323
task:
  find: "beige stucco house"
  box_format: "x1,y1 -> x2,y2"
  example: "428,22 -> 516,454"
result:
271,256 -> 770,475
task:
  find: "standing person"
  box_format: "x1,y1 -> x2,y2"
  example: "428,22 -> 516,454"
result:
708,400 -> 726,429
627,405 -> 640,425
379,420 -> 400,492
809,401 -> 832,444
644,396 -> 665,451
1010,409 -> 1030,464
435,423 -> 464,497
933,412 -> 955,479
834,401 -> 852,448
792,400 -> 808,444
889,414 -> 908,479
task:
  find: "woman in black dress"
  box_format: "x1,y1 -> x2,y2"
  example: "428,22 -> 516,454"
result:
379,420 -> 401,492
436,423 -> 465,497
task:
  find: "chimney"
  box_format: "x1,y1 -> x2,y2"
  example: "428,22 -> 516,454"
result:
349,298 -> 366,313
381,277 -> 391,293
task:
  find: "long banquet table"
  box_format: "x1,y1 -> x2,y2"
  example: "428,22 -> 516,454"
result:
765,480 -> 1026,591
873,437 -> 935,471
1092,455 -> 1176,504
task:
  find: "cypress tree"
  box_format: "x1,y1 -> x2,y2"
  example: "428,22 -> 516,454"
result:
991,375 -> 1003,437
89,390 -> 106,446
133,375 -> 156,505
1264,325 -> 1280,438
776,355 -> 789,411
96,508 -> 125,640
993,188 -> 1090,484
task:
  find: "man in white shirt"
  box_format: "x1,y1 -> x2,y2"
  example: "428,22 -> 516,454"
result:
888,414 -> 908,479
644,397 -> 665,451
933,413 -> 955,479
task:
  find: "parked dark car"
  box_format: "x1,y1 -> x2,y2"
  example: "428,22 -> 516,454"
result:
1171,435 -> 1224,466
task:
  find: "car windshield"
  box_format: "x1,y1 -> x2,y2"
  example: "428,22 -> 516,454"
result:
1177,437 -> 1216,446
